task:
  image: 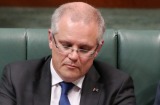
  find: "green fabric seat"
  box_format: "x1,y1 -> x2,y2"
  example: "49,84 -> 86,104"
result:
96,29 -> 117,67
0,28 -> 160,105
0,28 -> 26,77
117,29 -> 160,105
26,29 -> 51,60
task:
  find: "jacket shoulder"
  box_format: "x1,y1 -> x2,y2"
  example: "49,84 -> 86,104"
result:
93,60 -> 131,81
4,56 -> 51,72
2,56 -> 51,84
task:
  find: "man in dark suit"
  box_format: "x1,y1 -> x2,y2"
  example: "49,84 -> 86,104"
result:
0,2 -> 136,105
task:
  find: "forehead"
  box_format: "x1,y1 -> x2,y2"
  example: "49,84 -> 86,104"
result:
56,16 -> 99,45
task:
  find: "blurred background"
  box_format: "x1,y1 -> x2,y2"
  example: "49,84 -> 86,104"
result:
0,0 -> 160,29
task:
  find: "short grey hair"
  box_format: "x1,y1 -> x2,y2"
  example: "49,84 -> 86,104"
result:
51,2 -> 106,44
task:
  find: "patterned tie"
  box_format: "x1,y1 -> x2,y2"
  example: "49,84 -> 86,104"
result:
59,81 -> 74,105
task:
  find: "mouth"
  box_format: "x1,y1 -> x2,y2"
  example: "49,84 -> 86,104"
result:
64,64 -> 79,69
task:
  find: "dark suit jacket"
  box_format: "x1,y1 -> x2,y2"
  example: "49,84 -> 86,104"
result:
154,82 -> 160,105
0,56 -> 136,105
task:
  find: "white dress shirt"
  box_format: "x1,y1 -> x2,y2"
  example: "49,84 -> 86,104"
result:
50,60 -> 85,105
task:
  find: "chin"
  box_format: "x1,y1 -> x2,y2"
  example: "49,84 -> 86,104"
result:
62,73 -> 80,82
60,66 -> 82,81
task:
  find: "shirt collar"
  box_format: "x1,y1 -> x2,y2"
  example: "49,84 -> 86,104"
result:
50,59 -> 85,89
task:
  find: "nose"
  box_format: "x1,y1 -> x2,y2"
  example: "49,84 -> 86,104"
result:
68,49 -> 79,61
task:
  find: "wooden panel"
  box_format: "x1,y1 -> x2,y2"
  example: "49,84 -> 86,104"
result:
0,0 -> 160,8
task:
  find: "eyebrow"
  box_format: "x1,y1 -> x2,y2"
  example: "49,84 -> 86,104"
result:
59,40 -> 94,47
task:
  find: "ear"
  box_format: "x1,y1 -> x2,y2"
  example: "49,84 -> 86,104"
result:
94,40 -> 104,58
48,29 -> 53,49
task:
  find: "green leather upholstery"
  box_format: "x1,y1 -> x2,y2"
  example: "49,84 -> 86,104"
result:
26,29 -> 51,60
118,30 -> 160,105
96,29 -> 117,67
0,28 -> 160,105
0,28 -> 26,77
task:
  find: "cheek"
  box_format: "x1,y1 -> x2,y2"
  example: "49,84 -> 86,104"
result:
51,49 -> 66,69
80,58 -> 94,73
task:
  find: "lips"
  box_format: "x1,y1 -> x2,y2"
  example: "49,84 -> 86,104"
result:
64,63 -> 79,69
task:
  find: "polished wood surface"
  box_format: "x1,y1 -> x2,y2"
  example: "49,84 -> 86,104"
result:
0,0 -> 160,8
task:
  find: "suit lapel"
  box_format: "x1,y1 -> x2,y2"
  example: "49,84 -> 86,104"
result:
33,57 -> 52,105
32,57 -> 104,105
80,65 -> 104,105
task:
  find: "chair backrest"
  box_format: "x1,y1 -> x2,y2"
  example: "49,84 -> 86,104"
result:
26,29 -> 50,60
0,28 -> 116,76
0,28 -> 160,105
117,29 -> 160,105
0,28 -> 26,76
96,29 -> 117,67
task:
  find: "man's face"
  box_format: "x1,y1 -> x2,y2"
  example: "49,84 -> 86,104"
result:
48,16 -> 102,82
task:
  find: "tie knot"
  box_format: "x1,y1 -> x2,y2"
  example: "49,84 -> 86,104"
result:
60,81 -> 74,95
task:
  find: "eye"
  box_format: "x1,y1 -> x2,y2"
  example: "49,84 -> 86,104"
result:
79,49 -> 89,53
60,42 -> 72,49
79,45 -> 92,51
79,46 -> 92,53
